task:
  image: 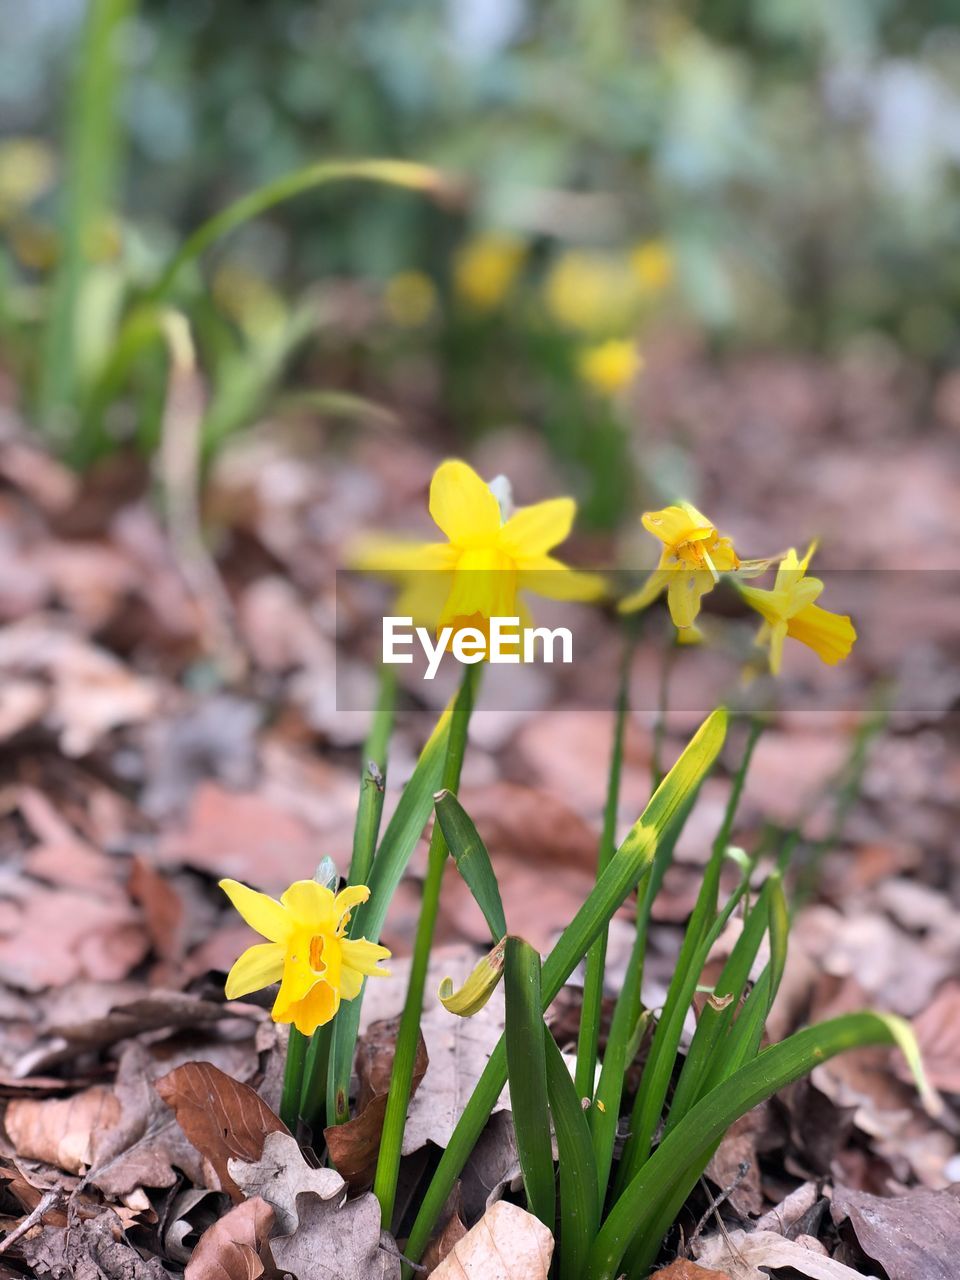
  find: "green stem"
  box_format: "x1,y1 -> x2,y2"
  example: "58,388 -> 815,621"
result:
298,665 -> 397,1132
373,666 -> 477,1229
279,1026 -> 308,1131
574,629 -> 634,1100
349,664 -> 398,887
650,632 -> 676,791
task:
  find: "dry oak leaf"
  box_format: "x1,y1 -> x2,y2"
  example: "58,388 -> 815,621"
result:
430,1200 -> 554,1280
228,1131 -> 397,1279
695,1229 -> 877,1280
4,1085 -> 121,1174
155,1061 -> 289,1201
830,1183 -> 960,1280
184,1195 -> 275,1280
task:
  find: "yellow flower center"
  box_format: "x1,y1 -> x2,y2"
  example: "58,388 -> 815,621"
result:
309,933 -> 328,971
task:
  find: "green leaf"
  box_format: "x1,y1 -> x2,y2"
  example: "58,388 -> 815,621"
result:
587,1012 -> 932,1280
326,700 -> 455,1129
434,788 -> 507,940
148,159 -> 453,303
504,938 -> 555,1230
544,1031 -> 599,1280
400,707 -> 728,1276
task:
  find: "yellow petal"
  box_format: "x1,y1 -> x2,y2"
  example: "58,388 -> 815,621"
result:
280,881 -> 337,930
666,567 -> 715,629
340,936 -> 392,977
272,944 -> 321,1020
619,567 -> 670,614
339,966 -> 364,1000
283,981 -> 340,1035
429,460 -> 502,547
767,620 -> 788,675
786,604 -> 856,665
738,583 -> 782,628
224,942 -> 285,999
642,505 -> 702,548
348,536 -> 458,577
499,497 -> 575,557
517,555 -> 606,602
219,879 -> 291,943
334,884 -> 371,918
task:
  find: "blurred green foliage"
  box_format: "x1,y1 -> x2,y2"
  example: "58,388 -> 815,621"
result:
0,0 -> 958,482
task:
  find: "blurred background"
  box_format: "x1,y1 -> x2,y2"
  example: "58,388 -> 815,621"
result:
0,1 -> 958,1217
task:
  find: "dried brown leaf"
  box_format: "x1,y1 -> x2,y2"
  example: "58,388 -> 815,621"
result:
830,1184 -> 960,1280
653,1263 -> 733,1280
228,1131 -> 396,1279
184,1195 -> 275,1280
155,1062 -> 289,1201
324,1016 -> 428,1188
430,1200 -> 553,1279
695,1229 -> 876,1279
4,1086 -> 122,1174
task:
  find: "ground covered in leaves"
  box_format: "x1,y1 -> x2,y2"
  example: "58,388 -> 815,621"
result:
0,340 -> 957,1279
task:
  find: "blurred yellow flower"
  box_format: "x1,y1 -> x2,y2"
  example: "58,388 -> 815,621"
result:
385,270 -> 438,327
453,234 -> 525,311
620,502 -> 740,629
212,263 -> 287,339
738,543 -> 856,674
630,240 -> 674,295
544,250 -> 637,333
353,459 -> 604,644
577,339 -> 642,394
0,138 -> 56,220
220,878 -> 390,1036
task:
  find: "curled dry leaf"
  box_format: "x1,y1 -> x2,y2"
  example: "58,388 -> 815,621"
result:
4,1085 -> 121,1174
184,1195 -> 275,1280
430,1200 -> 554,1280
695,1229 -> 877,1280
155,1061 -> 290,1201
16,1203 -> 170,1280
830,1184 -> 960,1280
324,1016 -> 428,1187
229,1131 -> 397,1279
420,1187 -> 468,1274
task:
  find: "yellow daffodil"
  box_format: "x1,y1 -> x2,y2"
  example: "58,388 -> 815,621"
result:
629,240 -> 674,295
453,234 -> 525,311
738,543 -> 856,674
543,250 -> 637,334
577,339 -> 643,394
352,459 -> 604,645
385,270 -> 438,327
220,878 -> 391,1036
619,502 -> 740,629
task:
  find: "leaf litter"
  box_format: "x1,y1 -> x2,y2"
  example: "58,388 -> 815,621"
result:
0,353 -> 957,1276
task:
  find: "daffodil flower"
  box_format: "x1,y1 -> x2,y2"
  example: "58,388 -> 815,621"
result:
352,459 -> 604,646
619,502 -> 741,629
220,878 -> 391,1036
577,339 -> 643,395
738,543 -> 856,674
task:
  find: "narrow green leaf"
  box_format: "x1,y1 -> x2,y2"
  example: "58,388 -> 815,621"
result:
544,1031 -> 599,1280
434,789 -> 507,940
587,1012 -> 930,1280
400,707 -> 728,1276
348,664 -> 397,888
616,716 -> 762,1193
576,635 -> 633,1100
326,699 -> 455,1129
504,938 -> 555,1230
372,667 -> 477,1225
665,879 -> 773,1132
149,159 -> 452,303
